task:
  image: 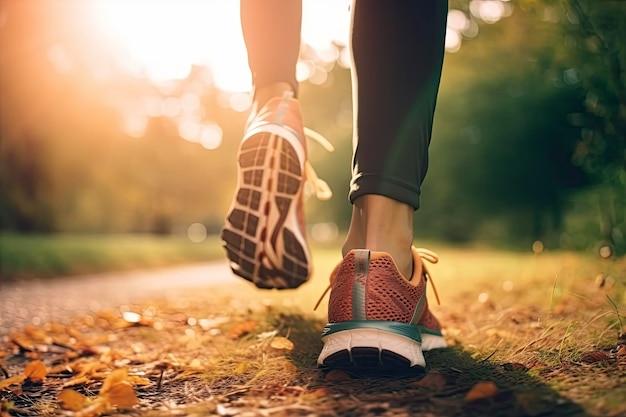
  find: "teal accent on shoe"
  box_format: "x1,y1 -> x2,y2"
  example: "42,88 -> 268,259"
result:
321,320 -> 422,343
417,325 -> 444,337
351,250 -> 370,320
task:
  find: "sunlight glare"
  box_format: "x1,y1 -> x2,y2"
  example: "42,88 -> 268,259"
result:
302,0 -> 350,50
91,0 -> 250,91
90,0 -> 350,92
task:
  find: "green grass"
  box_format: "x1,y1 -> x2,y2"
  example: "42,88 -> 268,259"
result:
0,233 -> 225,279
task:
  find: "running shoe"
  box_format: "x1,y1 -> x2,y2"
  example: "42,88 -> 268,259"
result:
317,247 -> 447,370
221,91 -> 333,289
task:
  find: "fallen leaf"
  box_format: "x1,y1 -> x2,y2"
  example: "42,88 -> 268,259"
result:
100,368 -> 129,394
9,333 -> 35,352
465,381 -> 498,402
58,389 -> 89,411
228,321 -> 258,339
0,375 -> 25,390
324,369 -> 352,382
127,374 -> 152,386
270,336 -> 294,351
580,351 -> 610,363
413,372 -> 446,390
24,360 -> 47,383
99,368 -> 139,409
24,326 -> 52,343
303,387 -> 330,400
102,381 -> 140,409
501,362 -> 529,372
615,346 -> 626,357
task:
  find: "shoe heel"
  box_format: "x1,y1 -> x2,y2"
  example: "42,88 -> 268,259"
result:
318,322 -> 426,369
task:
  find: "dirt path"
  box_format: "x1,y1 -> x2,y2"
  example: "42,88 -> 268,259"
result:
0,261 -> 240,337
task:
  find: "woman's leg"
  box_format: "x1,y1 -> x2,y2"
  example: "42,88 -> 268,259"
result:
344,0 -> 448,278
240,0 -> 301,107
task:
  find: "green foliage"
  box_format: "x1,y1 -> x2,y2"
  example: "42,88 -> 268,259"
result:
420,55 -> 589,245
413,0 -> 626,254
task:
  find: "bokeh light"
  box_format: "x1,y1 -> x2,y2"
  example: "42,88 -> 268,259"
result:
311,222 -> 339,243
199,123 -> 223,150
187,223 -> 208,243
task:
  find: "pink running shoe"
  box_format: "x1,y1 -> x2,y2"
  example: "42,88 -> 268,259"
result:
221,92 -> 332,289
317,247 -> 447,370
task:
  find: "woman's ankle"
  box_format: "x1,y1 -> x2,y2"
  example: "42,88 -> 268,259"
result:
253,82 -> 294,111
343,195 -> 415,279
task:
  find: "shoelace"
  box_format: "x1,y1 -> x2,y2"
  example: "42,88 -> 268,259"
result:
313,247 -> 441,311
303,126 -> 334,201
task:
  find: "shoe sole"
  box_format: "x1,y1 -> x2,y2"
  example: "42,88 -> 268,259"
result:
318,327 -> 447,370
221,129 -> 309,289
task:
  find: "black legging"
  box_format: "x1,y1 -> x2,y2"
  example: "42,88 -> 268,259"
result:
240,0 -> 448,210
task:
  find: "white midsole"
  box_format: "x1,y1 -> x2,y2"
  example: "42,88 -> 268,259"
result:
421,333 -> 448,351
318,328 -> 428,368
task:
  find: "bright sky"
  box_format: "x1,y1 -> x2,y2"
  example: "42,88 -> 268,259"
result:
91,0 -> 352,91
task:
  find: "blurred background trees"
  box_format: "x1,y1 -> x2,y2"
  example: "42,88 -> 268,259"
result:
1,0 -> 624,256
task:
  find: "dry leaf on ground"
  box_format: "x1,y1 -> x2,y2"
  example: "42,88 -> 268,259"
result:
413,372 -> 447,390
58,389 -> 90,411
228,321 -> 258,339
501,362 -> 529,371
465,381 -> 498,402
269,336 -> 294,351
581,351 -> 610,363
100,368 -> 140,408
57,368 -> 139,416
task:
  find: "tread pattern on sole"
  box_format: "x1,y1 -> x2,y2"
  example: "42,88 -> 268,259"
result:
320,347 -> 421,372
221,131 -> 309,289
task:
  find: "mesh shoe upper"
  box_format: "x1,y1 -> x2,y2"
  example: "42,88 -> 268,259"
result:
327,248 -> 443,333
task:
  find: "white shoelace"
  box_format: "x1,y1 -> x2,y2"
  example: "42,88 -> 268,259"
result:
303,127 -> 334,201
